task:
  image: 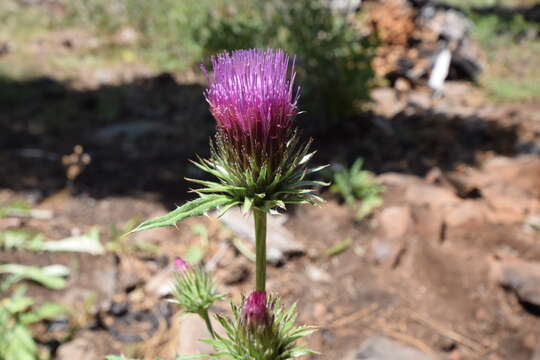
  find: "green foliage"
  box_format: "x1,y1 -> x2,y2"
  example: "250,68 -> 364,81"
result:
201,0 -> 376,130
0,228 -> 105,255
61,0 -> 226,71
331,158 -> 384,219
326,237 -> 353,257
0,264 -> 70,290
469,12 -> 540,101
131,195 -> 232,233
0,285 -> 66,360
0,201 -> 31,218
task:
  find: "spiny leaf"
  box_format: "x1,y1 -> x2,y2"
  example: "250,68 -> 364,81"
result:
130,195 -> 231,232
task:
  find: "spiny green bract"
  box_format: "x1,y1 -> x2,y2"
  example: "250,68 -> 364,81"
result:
170,266 -> 223,315
130,131 -> 327,233
189,131 -> 328,215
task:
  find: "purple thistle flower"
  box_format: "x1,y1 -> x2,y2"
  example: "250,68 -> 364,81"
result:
174,257 -> 189,272
203,49 -> 299,169
242,291 -> 271,330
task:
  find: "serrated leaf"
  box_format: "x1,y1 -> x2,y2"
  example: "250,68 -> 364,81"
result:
130,195 -> 230,232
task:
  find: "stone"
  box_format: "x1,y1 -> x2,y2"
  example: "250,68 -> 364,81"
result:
346,336 -> 435,360
56,331 -> 109,360
378,206 -> 411,238
218,208 -> 305,265
305,264 -> 332,283
220,263 -> 250,285
532,344 -> 540,360
378,173 -> 422,188
145,267 -> 174,297
490,257 -> 540,307
482,184 -> 540,224
173,313 -> 225,357
405,183 -> 460,209
371,237 -> 406,268
482,156 -> 540,197
444,200 -> 486,227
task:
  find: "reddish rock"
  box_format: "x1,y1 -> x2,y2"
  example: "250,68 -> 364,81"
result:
346,336 -> 435,360
405,183 -> 460,209
379,205 -> 412,239
444,200 -> 486,227
483,184 -> 540,224
490,256 -> 540,307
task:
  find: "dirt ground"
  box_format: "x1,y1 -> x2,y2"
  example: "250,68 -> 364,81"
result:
2,65 -> 540,360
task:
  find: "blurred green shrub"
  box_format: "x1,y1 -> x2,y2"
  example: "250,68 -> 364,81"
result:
330,158 -> 384,219
62,0 -> 227,71
199,0 -> 376,131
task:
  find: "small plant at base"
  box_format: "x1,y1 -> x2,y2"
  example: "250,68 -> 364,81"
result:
331,158 -> 384,219
197,291 -> 316,360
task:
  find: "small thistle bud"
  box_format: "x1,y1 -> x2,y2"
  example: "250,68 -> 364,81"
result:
242,291 -> 270,330
170,258 -> 222,314
174,257 -> 189,272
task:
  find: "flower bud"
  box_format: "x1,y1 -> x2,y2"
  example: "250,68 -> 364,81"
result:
174,257 -> 189,272
242,291 -> 270,330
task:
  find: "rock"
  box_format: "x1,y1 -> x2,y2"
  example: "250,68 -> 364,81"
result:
220,263 -> 250,285
61,255 -> 117,314
56,331 -> 109,360
330,0 -> 362,13
482,184 -> 540,224
378,173 -> 422,188
94,121 -> 174,144
305,264 -> 332,283
482,156 -> 540,197
175,313 -> 225,357
378,206 -> 411,238
531,344 -> 540,360
346,336 -> 435,360
490,257 -> 540,307
218,208 -> 305,265
405,183 -> 460,209
145,267 -> 174,297
371,237 -> 406,268
0,217 -> 22,230
444,200 -> 486,227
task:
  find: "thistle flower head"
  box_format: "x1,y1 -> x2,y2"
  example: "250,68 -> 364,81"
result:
203,48 -> 299,166
181,48 -> 327,215
241,291 -> 271,330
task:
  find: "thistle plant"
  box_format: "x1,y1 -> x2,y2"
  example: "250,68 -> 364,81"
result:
131,48 -> 325,360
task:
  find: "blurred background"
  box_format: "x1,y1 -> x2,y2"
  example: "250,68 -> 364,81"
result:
1,0 -> 540,359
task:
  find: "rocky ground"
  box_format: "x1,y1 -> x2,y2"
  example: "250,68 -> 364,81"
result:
2,71 -> 540,360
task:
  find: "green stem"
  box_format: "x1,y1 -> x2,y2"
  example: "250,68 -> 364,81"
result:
199,309 -> 216,339
253,208 -> 267,292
